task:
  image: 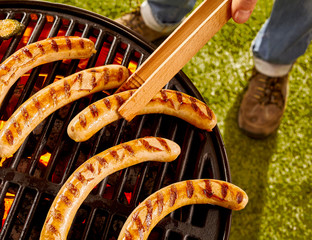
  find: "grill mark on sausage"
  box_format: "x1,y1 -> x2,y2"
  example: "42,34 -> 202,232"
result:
95,156 -> 108,167
145,199 -> 153,231
74,73 -> 83,88
156,137 -> 170,152
91,75 -> 97,89
115,94 -> 125,106
118,67 -> 124,82
79,114 -> 87,128
124,230 -> 133,240
140,139 -> 162,152
66,182 -> 80,198
103,98 -> 111,109
160,89 -> 168,101
176,91 -> 183,104
110,150 -> 119,161
206,106 -> 213,120
186,180 -> 194,198
86,162 -> 95,173
21,107 -> 30,123
203,179 -> 213,198
32,97 -> 42,115
75,172 -> 87,185
60,195 -> 72,206
160,90 -> 175,108
190,96 -> 206,118
221,183 -> 228,199
65,36 -> 72,50
89,104 -> 99,118
169,185 -> 178,207
236,191 -> 243,204
22,48 -> 32,58
49,87 -> 57,106
132,212 -> 144,240
64,80 -> 71,98
13,54 -> 21,62
122,144 -> 135,156
51,210 -> 63,221
79,38 -> 85,49
156,192 -> 164,216
36,43 -> 45,54
51,39 -> 58,52
103,69 -> 110,85
5,129 -> 14,145
46,224 -> 59,235
13,120 -> 22,136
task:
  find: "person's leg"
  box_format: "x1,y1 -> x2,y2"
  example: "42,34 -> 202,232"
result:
238,0 -> 312,138
252,0 -> 312,76
115,0 -> 196,42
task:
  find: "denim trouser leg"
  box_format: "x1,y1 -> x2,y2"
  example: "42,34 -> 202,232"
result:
140,0 -> 196,32
147,0 -> 196,24
252,0 -> 312,76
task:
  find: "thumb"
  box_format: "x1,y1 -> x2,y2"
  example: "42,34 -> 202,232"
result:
231,0 -> 258,24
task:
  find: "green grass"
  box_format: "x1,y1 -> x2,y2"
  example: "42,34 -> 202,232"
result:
45,1 -> 312,239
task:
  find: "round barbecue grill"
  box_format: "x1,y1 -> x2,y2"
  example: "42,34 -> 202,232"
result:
0,1 -> 232,239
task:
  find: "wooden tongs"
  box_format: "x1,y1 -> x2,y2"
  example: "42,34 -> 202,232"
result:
116,0 -> 232,121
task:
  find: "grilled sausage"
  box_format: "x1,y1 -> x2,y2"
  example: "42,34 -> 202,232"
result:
118,179 -> 248,240
40,137 -> 181,240
0,65 -> 129,158
0,36 -> 96,106
68,89 -> 217,142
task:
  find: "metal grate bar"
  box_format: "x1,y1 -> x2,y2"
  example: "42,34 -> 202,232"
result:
18,190 -> 41,240
0,185 -> 25,239
26,13 -> 46,44
48,15 -> 63,38
104,36 -> 119,65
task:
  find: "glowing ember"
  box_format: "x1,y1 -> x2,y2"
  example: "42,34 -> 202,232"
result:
128,60 -> 138,74
39,152 -> 51,167
1,193 -> 15,229
0,120 -> 5,130
124,192 -> 132,204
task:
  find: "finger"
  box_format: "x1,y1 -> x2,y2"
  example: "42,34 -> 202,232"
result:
231,0 -> 258,24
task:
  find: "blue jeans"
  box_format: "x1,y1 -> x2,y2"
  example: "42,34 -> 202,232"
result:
147,0 -> 196,24
252,0 -> 312,65
148,0 -> 312,67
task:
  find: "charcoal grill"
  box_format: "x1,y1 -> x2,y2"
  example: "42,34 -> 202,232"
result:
0,1 -> 232,239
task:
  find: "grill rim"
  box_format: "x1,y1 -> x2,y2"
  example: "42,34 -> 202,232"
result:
0,1 -> 232,239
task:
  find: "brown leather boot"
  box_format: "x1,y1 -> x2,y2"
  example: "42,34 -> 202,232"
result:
238,68 -> 289,138
115,9 -> 172,43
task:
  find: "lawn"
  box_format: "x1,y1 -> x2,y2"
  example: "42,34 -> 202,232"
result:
45,0 -> 312,239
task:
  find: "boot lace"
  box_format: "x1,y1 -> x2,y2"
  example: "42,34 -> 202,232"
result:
252,72 -> 285,108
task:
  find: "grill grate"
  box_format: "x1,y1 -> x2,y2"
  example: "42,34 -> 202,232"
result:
0,1 -> 231,240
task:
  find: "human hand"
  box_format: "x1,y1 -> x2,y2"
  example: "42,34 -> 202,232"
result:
231,0 -> 258,23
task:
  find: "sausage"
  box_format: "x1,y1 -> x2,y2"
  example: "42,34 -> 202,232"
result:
118,179 -> 248,240
0,36 -> 96,106
39,137 -> 181,240
68,89 -> 217,142
0,64 -> 129,158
